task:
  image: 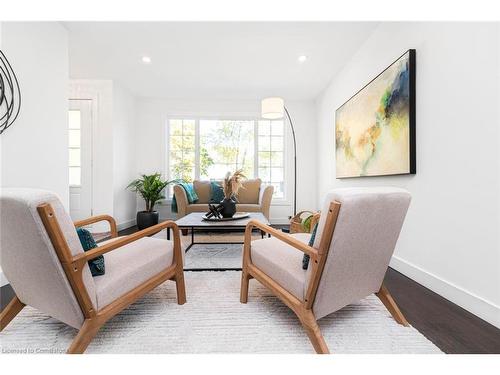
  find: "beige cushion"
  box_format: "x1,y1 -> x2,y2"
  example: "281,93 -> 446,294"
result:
192,179 -> 261,204
186,203 -> 211,213
235,204 -> 261,212
250,233 -> 311,300
236,179 -> 261,204
94,237 -> 174,309
308,187 -> 411,319
0,189 -> 97,329
193,180 -> 211,203
186,203 -> 261,213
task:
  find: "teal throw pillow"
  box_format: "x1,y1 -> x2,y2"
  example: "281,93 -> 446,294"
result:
302,223 -> 318,270
76,227 -> 105,276
210,181 -> 225,203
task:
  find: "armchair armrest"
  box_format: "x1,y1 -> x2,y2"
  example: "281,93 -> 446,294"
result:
173,184 -> 189,218
73,221 -> 181,263
245,219 -> 318,257
74,215 -> 118,238
258,185 -> 274,220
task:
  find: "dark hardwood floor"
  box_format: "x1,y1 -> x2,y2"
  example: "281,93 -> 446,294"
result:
384,268 -> 500,354
1,225 -> 499,354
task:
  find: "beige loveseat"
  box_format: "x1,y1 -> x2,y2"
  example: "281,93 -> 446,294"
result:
173,179 -> 274,220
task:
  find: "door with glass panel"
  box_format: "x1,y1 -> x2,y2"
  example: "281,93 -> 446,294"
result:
68,99 -> 93,222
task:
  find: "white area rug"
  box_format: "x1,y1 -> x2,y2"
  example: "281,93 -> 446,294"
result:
156,230 -> 256,269
184,244 -> 242,269
0,271 -> 441,354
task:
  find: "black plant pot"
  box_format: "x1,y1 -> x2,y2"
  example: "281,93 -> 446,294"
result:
220,198 -> 237,218
136,211 -> 159,230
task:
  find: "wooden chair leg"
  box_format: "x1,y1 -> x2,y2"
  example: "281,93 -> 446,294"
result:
67,319 -> 102,354
240,270 -> 251,303
300,310 -> 330,354
0,296 -> 25,332
376,283 -> 410,327
174,272 -> 187,305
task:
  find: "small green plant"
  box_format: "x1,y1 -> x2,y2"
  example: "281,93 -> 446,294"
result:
127,173 -> 180,212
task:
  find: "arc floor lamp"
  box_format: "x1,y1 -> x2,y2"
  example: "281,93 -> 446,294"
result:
261,97 -> 297,216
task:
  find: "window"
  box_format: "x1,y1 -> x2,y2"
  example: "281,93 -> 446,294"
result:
258,120 -> 284,198
68,110 -> 81,186
199,120 -> 254,179
169,119 -> 196,182
167,118 -> 285,198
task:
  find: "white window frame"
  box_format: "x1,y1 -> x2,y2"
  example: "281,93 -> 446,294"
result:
164,115 -> 291,205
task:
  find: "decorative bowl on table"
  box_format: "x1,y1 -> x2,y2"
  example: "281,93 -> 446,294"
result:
202,212 -> 250,221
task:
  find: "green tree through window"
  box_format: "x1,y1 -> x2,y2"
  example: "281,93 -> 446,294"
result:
168,118 -> 284,198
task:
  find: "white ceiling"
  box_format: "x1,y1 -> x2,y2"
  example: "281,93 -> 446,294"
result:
65,22 -> 378,101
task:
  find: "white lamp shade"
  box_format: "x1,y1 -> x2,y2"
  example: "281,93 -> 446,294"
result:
261,97 -> 284,119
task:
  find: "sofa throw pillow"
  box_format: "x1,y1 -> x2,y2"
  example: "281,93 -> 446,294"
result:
210,181 -> 225,203
76,227 -> 105,276
302,223 -> 318,270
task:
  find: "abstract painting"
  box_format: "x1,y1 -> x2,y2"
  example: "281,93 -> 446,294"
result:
335,49 -> 416,178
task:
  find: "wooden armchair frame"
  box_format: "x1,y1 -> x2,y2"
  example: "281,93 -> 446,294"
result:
240,201 -> 409,354
0,203 -> 186,354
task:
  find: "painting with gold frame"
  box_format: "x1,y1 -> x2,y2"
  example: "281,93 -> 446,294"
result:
335,49 -> 416,178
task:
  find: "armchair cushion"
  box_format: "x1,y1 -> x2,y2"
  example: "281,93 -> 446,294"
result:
250,233 -> 311,300
94,237 -> 174,309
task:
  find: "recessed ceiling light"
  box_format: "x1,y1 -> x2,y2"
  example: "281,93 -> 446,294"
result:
142,56 -> 152,64
298,55 -> 307,63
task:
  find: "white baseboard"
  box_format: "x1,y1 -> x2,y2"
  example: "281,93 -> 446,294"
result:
390,255 -> 500,328
117,219 -> 136,231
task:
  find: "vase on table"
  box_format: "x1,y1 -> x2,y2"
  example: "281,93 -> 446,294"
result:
220,197 -> 237,218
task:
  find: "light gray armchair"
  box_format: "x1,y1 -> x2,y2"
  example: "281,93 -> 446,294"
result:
0,189 -> 186,353
240,187 -> 412,354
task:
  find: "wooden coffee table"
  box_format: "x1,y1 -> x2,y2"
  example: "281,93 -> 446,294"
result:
170,212 -> 270,252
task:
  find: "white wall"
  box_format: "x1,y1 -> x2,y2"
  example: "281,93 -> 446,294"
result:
0,22 -> 69,287
112,83 -> 138,228
0,22 -> 69,206
134,98 -> 317,223
316,22 -> 500,327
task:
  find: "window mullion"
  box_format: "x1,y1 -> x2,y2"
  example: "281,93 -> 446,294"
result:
195,118 -> 200,180
254,120 -> 258,179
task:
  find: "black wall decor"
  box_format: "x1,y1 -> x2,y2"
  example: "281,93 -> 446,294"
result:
0,50 -> 21,135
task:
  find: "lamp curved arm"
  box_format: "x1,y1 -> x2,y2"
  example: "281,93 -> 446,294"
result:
284,106 -> 297,216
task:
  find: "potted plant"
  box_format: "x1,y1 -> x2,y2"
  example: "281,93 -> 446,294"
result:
127,173 -> 179,230
220,169 -> 246,218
